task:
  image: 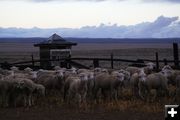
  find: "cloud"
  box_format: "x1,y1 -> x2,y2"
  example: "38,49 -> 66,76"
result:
1,0 -> 180,3
23,0 -> 180,3
141,0 -> 180,3
31,0 -> 120,1
0,16 -> 179,38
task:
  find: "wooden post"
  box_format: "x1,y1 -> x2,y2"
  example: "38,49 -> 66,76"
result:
173,43 -> 179,69
93,59 -> 99,68
111,53 -> 114,69
31,54 -> 35,67
163,58 -> 167,65
155,52 -> 159,72
67,54 -> 72,69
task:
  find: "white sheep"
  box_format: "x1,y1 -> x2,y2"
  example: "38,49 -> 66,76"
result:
94,72 -> 125,101
65,73 -> 88,104
126,62 -> 155,75
36,70 -> 65,95
24,67 -> 33,73
138,71 -> 169,101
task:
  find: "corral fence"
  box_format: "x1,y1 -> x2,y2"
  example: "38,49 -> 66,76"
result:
0,43 -> 179,71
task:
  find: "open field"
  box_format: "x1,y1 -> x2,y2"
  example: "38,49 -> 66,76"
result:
0,42 -> 179,120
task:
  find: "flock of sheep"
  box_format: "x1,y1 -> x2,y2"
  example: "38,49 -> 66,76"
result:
0,62 -> 180,107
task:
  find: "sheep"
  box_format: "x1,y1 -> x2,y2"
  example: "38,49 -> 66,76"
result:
126,62 -> 155,75
65,73 -> 89,104
15,78 -> 36,107
77,69 -> 89,74
162,65 -> 173,71
144,62 -> 156,74
6,70 -> 37,83
53,66 -> 61,71
174,75 -> 180,103
63,76 -> 78,101
93,72 -> 125,101
130,72 -> 140,98
24,67 -> 33,73
138,71 -> 169,101
36,70 -> 65,95
161,66 -> 180,86
85,71 -> 95,100
4,75 -> 45,107
32,83 -> 45,105
125,66 -> 141,76
0,75 -> 28,107
118,69 -> 131,88
94,67 -> 102,73
10,66 -> 19,72
0,78 -> 13,107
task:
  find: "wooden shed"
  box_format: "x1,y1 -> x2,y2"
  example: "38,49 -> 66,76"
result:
34,33 -> 77,69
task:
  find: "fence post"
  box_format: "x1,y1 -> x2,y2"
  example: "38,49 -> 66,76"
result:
93,59 -> 99,68
173,43 -> 179,69
163,58 -> 167,65
111,53 -> 114,69
31,54 -> 34,67
67,54 -> 72,69
155,52 -> 159,72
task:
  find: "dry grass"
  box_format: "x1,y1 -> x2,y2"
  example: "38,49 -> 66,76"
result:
30,85 -> 177,114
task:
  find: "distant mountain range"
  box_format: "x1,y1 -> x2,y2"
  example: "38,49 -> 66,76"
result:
0,16 -> 180,39
0,37 -> 180,43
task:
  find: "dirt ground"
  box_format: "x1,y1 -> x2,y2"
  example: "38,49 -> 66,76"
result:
0,105 -> 163,120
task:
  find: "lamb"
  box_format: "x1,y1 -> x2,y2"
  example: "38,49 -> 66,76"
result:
93,72 -> 125,101
138,71 -> 169,101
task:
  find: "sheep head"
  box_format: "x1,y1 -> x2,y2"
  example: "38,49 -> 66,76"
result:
116,73 -> 125,82
24,67 -> 33,73
162,65 -> 173,71
161,69 -> 173,79
138,69 -> 147,82
88,72 -> 94,80
79,73 -> 88,81
146,62 -> 156,70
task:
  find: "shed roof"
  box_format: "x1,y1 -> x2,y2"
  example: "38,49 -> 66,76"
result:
34,33 -> 77,47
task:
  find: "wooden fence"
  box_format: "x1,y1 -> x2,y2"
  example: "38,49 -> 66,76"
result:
0,43 -> 179,70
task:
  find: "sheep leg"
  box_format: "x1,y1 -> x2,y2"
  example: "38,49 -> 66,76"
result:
138,89 -> 144,100
28,95 -> 32,107
93,87 -> 99,102
63,86 -> 68,101
82,92 -> 87,104
114,89 -> 118,102
24,95 -> 27,107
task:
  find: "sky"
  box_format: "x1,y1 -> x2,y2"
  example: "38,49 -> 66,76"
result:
0,0 -> 180,28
